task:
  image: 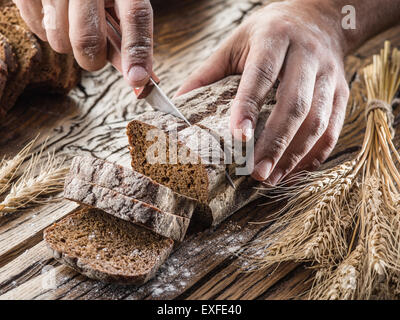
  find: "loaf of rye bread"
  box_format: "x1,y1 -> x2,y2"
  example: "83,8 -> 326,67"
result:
0,22 -> 41,115
44,208 -> 174,285
64,175 -> 191,242
0,3 -> 81,95
69,156 -> 196,219
127,76 -> 275,225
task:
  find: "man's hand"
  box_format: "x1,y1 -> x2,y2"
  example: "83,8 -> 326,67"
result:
177,0 -> 352,184
13,0 -> 153,88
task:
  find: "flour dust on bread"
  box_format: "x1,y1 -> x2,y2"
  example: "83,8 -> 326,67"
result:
127,76 -> 275,226
44,208 -> 174,285
69,156 -> 197,219
64,175 -> 190,242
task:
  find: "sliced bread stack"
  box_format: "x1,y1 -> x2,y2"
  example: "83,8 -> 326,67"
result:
45,156 -> 198,284
63,156 -> 196,242
0,3 -> 81,115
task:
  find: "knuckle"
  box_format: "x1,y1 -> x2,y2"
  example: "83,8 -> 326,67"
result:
285,153 -> 304,170
323,60 -> 337,75
72,33 -> 105,58
124,2 -> 153,26
309,116 -> 328,137
236,95 -> 262,115
287,95 -> 309,120
268,135 -> 289,160
322,131 -> 338,151
274,20 -> 292,36
302,39 -> 320,55
254,61 -> 275,88
124,39 -> 152,62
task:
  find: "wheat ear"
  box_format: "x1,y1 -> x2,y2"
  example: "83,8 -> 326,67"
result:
0,151 -> 68,215
0,138 -> 36,195
242,159 -> 360,270
309,243 -> 365,300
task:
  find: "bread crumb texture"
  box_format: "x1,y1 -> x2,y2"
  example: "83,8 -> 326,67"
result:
44,208 -> 174,285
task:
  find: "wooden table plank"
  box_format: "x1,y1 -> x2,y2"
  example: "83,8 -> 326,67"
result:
0,241 -> 54,295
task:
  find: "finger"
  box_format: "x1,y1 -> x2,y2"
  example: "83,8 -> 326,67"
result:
41,0 -> 71,53
115,0 -> 153,88
266,74 -> 335,185
69,0 -> 107,71
293,81 -> 349,173
251,49 -> 318,181
230,38 -> 289,142
174,38 -> 232,97
14,0 -> 47,41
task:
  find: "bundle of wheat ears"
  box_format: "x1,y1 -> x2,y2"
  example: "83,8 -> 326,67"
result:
244,41 -> 400,300
0,138 -> 68,215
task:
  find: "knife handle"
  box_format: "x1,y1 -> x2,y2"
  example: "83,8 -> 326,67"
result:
105,9 -> 159,99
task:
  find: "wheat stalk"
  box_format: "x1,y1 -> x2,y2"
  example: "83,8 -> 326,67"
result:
310,243 -> 365,300
0,138 -> 36,195
0,150 -> 68,215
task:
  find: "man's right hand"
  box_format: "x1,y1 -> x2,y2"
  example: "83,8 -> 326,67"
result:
13,0 -> 154,88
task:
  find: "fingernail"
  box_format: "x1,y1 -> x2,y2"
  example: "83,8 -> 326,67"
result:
128,66 -> 149,86
253,159 -> 273,181
235,119 -> 254,142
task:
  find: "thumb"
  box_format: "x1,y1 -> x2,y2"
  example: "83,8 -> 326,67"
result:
115,0 -> 153,88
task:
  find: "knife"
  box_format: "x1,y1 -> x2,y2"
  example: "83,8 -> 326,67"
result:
105,10 -> 191,126
105,10 -> 235,189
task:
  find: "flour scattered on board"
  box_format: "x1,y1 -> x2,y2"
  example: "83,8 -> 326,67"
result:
137,219 -> 252,298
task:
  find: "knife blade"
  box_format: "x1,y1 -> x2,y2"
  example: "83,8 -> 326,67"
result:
105,11 -> 191,125
146,79 -> 191,126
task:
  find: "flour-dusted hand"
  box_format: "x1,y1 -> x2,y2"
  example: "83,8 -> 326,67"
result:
13,0 -> 153,87
176,0 -> 354,184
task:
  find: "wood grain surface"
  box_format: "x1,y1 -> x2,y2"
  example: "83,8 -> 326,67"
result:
0,0 -> 399,300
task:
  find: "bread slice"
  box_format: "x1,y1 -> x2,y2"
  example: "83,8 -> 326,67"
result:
69,156 -> 197,219
127,113 -> 226,219
64,175 -> 190,242
44,208 -> 174,285
0,22 -> 41,115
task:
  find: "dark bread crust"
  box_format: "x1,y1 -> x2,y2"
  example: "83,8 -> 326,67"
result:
0,3 -> 81,96
0,33 -> 16,73
64,175 -> 190,242
69,156 -> 197,219
0,22 -> 41,115
44,208 -> 174,285
0,58 -> 6,96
